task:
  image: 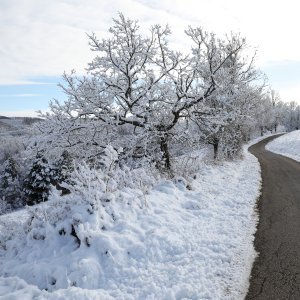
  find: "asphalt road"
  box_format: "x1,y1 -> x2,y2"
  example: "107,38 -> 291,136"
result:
246,135 -> 300,300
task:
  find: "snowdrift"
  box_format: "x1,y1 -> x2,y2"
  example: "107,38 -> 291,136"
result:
266,130 -> 300,162
0,147 -> 260,299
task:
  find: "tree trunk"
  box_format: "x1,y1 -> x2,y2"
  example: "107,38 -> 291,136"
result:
160,135 -> 171,171
213,142 -> 219,160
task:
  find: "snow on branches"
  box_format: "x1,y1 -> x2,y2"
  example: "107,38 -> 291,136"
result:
38,13 -> 264,171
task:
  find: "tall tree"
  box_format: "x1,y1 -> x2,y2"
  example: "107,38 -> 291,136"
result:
188,31 -> 263,158
38,14 -> 264,170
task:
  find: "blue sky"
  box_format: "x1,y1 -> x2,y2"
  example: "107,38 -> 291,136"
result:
0,77 -> 65,116
1,0 -> 300,116
264,61 -> 300,87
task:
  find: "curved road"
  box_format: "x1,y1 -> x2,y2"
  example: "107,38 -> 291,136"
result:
246,135 -> 300,300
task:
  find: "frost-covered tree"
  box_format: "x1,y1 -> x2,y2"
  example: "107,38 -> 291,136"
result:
23,152 -> 56,205
253,88 -> 300,135
255,94 -> 276,136
270,89 -> 282,132
0,157 -> 24,212
53,150 -> 74,194
1,157 -> 18,189
187,31 -> 264,158
38,14 -> 253,171
38,14 -> 187,170
282,101 -> 300,131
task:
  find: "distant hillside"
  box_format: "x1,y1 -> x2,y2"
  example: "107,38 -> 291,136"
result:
0,120 -> 13,130
0,116 -> 43,136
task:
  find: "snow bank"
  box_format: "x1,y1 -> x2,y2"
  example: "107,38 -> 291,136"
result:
0,148 -> 260,299
266,130 -> 300,162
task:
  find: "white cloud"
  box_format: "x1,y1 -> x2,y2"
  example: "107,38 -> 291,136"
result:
1,0 -> 300,101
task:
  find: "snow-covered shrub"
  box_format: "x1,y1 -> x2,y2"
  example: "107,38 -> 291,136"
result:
61,162 -> 112,204
116,164 -> 159,193
219,126 -> 244,160
0,135 -> 25,163
171,149 -> 211,181
23,147 -> 157,251
1,158 -> 152,291
64,146 -> 158,200
0,198 -> 12,215
23,152 -> 56,205
23,149 -> 75,205
0,157 -> 24,212
1,157 -> 18,189
53,149 -> 74,194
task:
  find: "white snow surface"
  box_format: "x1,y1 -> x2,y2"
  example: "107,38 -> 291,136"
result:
0,146 -> 260,299
266,130 -> 300,162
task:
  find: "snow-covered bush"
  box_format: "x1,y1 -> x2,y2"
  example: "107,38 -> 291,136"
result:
53,149 -> 74,195
218,125 -> 244,160
171,148 -> 212,182
24,146 -> 157,250
0,155 -> 156,291
0,157 -> 24,213
22,149 -> 76,205
0,198 -> 12,215
0,134 -> 25,163
23,152 -> 56,205
63,146 -> 158,200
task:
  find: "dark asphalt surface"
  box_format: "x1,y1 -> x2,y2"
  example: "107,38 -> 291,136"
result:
246,135 -> 300,300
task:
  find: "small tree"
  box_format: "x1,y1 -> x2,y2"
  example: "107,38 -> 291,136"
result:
2,157 -> 18,189
53,150 -> 74,194
23,152 -> 55,205
0,157 -> 23,211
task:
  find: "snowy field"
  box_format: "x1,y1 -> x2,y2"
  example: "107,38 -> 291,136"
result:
266,130 -> 300,162
0,146 -> 260,299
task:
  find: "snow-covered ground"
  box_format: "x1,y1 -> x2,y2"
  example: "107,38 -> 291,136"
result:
0,146 -> 261,299
266,130 -> 300,162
